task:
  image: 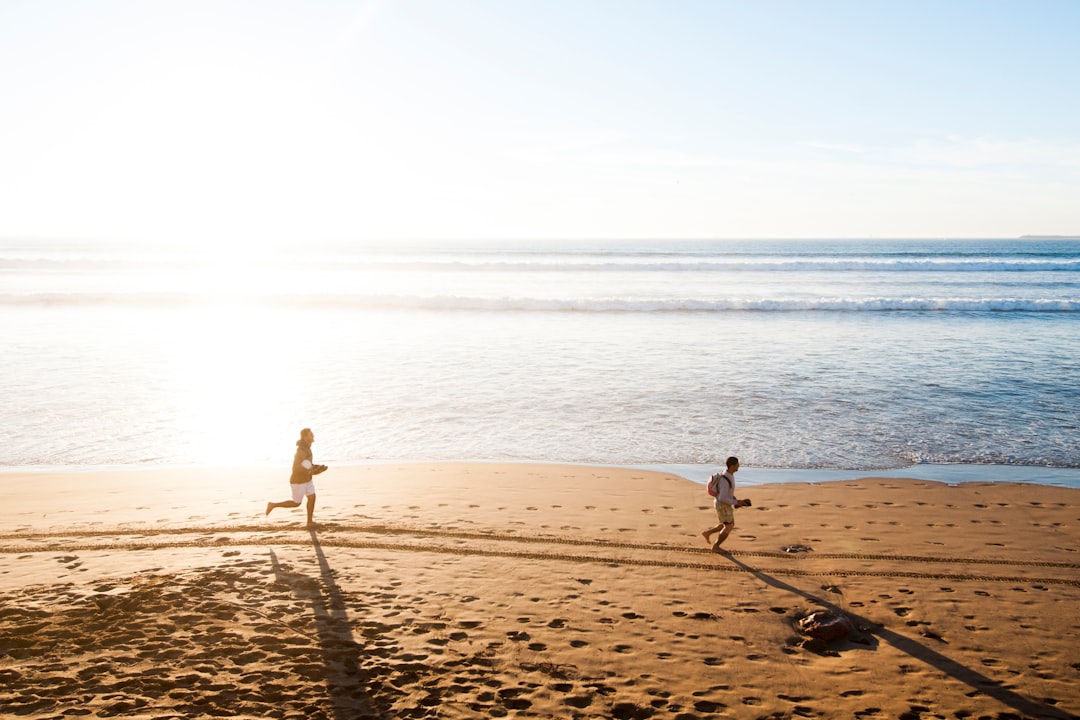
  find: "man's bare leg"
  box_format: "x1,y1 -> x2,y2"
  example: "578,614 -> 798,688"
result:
266,500 -> 300,516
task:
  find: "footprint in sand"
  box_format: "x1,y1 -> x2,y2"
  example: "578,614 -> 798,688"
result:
498,691 -> 533,710
694,700 -> 726,713
564,695 -> 592,709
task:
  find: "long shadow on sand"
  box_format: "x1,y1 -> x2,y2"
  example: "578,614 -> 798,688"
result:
725,554 -> 1070,719
269,529 -> 389,719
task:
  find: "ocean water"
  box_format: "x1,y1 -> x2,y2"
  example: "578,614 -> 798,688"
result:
2,237 -> 1078,487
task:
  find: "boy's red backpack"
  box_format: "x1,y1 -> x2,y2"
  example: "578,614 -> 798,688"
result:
706,472 -> 723,497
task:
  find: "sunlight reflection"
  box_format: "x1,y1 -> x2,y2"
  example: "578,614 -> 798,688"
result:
163,304 -> 309,465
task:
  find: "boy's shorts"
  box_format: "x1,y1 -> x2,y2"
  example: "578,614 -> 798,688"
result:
291,481 -> 316,503
714,502 -> 734,524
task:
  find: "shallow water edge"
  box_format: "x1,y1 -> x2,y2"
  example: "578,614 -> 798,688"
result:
3,460 -> 1078,490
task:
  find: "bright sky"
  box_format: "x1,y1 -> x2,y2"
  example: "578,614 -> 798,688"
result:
2,0 -> 1078,243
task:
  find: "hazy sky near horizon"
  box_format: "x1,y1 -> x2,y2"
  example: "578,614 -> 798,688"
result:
2,0 -> 1078,244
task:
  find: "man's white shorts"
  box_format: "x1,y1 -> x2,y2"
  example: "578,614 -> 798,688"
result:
291,481 -> 316,503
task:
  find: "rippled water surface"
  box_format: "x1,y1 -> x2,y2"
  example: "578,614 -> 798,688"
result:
2,238 -> 1078,479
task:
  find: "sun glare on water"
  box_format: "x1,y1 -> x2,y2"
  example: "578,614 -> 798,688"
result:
157,290 -> 315,465
146,243 -> 422,467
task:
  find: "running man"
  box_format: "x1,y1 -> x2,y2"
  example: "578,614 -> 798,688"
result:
266,428 -> 327,526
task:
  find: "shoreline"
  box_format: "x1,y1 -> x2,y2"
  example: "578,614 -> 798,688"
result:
2,462 -> 1078,718
3,459 -> 1080,489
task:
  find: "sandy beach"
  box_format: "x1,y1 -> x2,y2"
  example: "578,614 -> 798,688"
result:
1,463 -> 1077,719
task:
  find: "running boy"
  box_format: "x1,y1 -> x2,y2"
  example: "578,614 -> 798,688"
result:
702,456 -> 744,553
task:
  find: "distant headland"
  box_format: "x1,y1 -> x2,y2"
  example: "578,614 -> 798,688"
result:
1020,235 -> 1080,239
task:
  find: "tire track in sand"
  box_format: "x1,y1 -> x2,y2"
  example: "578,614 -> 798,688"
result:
2,524 -> 1078,587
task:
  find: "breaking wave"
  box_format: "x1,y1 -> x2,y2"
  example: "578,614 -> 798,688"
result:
3,292 -> 1076,313
3,257 -> 1080,273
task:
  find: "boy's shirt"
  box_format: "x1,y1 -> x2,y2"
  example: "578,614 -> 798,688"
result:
714,471 -> 737,506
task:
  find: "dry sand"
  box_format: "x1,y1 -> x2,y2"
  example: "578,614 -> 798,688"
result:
1,463 -> 1078,719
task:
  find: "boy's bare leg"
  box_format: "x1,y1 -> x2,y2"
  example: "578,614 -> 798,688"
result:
711,524 -> 733,553
306,494 -> 316,526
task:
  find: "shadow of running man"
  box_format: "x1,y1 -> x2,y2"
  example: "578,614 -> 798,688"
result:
268,528 -> 395,719
722,553 -> 1071,720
